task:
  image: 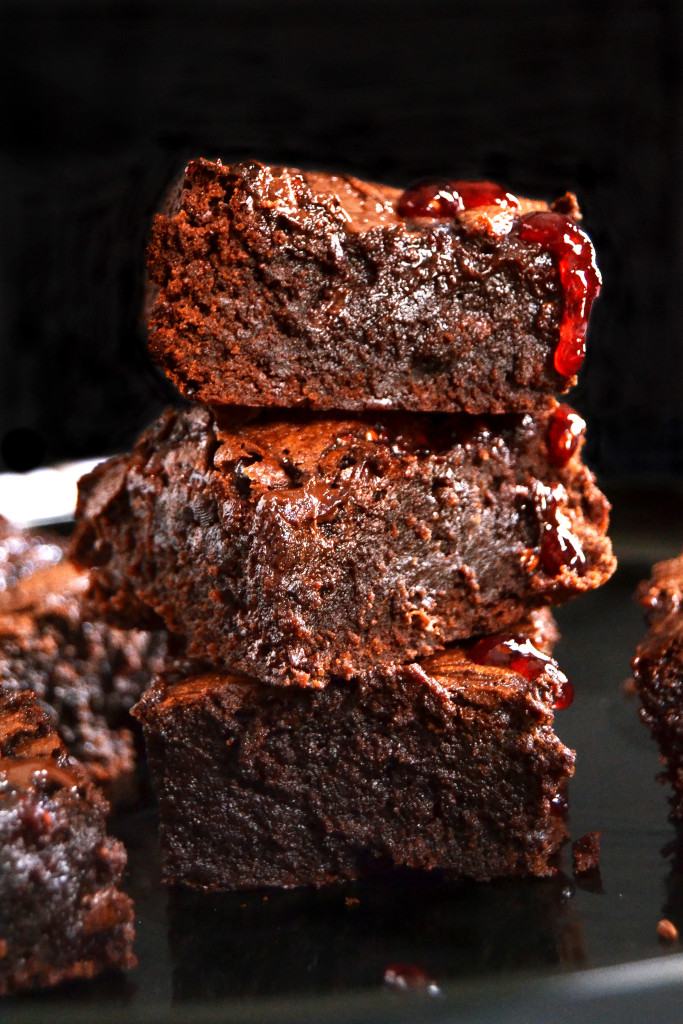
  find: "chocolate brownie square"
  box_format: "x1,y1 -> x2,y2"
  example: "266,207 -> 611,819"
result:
133,623 -> 574,891
72,403 -> 615,687
146,160 -> 599,413
0,516 -> 165,796
0,686 -> 136,994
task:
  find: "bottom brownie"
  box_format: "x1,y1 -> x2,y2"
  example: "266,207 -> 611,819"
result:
633,552 -> 683,819
134,622 -> 574,891
0,686 -> 136,995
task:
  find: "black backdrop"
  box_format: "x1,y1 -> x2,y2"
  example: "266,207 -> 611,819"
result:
1,0 -> 681,478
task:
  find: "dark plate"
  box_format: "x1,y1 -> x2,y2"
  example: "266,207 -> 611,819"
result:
4,490 -> 683,1024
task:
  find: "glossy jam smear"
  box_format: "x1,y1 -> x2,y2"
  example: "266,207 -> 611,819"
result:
468,634 -> 574,711
397,178 -> 600,379
535,484 -> 586,576
396,179 -> 521,219
518,211 -> 601,377
546,404 -> 585,467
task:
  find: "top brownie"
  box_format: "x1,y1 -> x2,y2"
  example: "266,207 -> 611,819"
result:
146,160 -> 599,413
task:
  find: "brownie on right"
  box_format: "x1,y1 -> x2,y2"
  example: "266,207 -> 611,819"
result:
633,553 -> 683,818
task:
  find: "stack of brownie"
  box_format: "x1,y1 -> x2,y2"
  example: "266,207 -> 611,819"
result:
72,162 -> 616,891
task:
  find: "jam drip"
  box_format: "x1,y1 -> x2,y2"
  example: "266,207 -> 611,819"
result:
551,792 -> 569,817
546,404 -> 585,467
468,634 -> 574,711
396,180 -> 520,219
536,484 -> 586,576
518,211 -> 601,378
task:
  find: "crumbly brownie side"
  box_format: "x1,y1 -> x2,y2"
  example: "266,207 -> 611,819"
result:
146,160 -> 590,413
633,553 -> 683,819
0,687 -> 136,995
0,518 -> 166,795
72,403 -> 615,687
133,633 -> 575,891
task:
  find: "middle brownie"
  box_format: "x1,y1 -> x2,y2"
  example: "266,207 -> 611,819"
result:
72,403 -> 615,687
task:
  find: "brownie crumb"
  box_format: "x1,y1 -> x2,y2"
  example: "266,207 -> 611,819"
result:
657,918 -> 679,943
573,831 -> 601,875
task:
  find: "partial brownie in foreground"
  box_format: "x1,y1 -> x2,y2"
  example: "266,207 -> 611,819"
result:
633,552 -> 683,819
0,686 -> 136,995
72,403 -> 614,687
0,517 -> 166,797
133,624 -> 574,891
147,160 -> 599,413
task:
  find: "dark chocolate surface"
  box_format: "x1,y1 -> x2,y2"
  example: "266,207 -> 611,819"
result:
146,160 -> 573,413
71,404 -> 615,687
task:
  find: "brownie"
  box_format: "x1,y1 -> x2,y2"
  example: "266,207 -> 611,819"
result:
72,403 -> 615,687
633,553 -> 683,819
0,686 -> 136,995
132,628 -> 575,891
146,160 -> 597,413
0,517 -> 166,795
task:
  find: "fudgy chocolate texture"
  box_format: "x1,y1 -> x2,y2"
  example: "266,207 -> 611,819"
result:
633,553 -> 683,820
146,160 -> 578,413
133,633 -> 574,891
0,517 -> 166,795
72,404 -> 615,687
0,686 -> 136,995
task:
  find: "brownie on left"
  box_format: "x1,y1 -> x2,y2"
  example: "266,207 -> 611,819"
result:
0,686 -> 136,995
0,516 -> 166,797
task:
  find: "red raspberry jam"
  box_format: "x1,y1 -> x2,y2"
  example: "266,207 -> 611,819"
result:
547,404 -> 585,467
517,211 -> 601,378
396,180 -> 520,219
468,634 -> 574,710
553,678 -> 575,711
551,791 -> 569,817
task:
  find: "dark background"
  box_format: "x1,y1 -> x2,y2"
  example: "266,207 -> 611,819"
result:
1,0 -> 681,479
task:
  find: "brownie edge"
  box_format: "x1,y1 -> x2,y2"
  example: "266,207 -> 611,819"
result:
133,636 -> 574,891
